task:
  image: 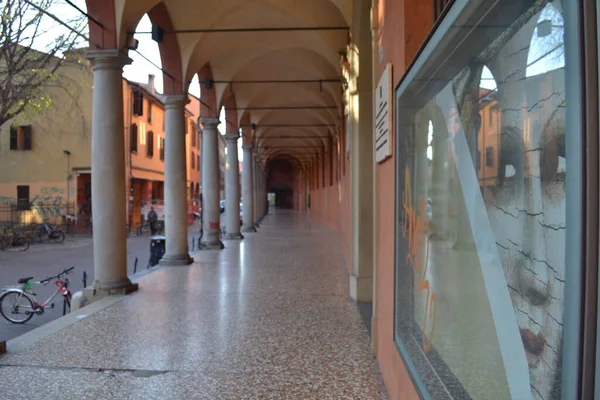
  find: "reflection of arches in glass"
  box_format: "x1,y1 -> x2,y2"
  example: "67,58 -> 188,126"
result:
427,120 -> 433,160
480,66 -> 497,91
526,2 -> 564,77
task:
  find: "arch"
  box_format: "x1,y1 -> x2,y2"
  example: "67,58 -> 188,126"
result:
86,0 -> 118,49
526,1 -> 564,78
198,64 -> 218,119
219,91 -> 239,133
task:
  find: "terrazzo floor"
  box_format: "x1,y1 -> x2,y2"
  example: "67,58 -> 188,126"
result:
0,210 -> 388,399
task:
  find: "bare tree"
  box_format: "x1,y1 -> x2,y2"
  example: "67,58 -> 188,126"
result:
0,0 -> 87,129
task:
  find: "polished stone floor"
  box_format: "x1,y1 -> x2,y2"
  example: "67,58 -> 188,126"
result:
0,211 -> 387,399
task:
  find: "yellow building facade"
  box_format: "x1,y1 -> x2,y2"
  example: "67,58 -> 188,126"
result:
0,58 -> 200,230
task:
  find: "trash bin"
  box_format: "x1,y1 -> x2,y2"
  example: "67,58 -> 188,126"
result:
149,235 -> 166,267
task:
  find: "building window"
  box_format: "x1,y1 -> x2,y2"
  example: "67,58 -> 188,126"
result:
10,125 -> 32,151
159,137 -> 165,161
147,101 -> 152,123
394,2 -> 570,399
197,154 -> 200,171
130,124 -> 138,153
197,131 -> 200,149
191,151 -> 195,169
16,185 -> 30,210
133,90 -> 144,116
147,131 -> 154,157
192,126 -> 196,147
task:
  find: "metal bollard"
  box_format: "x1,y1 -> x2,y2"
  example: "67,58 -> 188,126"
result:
82,271 -> 87,288
63,279 -> 69,316
133,257 -> 138,273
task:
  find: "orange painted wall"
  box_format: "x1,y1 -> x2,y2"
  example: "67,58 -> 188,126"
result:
374,0 -> 433,399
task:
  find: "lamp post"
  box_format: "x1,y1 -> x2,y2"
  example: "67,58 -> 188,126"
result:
64,150 -> 71,216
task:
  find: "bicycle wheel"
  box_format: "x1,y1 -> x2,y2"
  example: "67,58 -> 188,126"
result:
0,291 -> 35,324
12,236 -> 30,252
50,230 -> 65,243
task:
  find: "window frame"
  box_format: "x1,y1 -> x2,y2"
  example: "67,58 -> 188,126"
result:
392,0 -> 585,398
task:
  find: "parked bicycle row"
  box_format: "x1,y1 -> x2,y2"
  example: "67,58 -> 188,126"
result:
0,219 -> 65,252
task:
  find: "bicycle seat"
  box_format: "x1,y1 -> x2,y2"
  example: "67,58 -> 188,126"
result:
17,277 -> 34,284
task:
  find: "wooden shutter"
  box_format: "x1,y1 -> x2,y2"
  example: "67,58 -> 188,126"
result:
9,126 -> 17,150
17,185 -> 30,210
23,125 -> 32,150
133,90 -> 144,116
130,124 -> 138,152
147,131 -> 154,157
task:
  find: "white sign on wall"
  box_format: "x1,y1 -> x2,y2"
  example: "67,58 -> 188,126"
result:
375,63 -> 392,163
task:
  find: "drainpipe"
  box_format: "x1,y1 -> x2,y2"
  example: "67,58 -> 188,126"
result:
370,2 -> 379,359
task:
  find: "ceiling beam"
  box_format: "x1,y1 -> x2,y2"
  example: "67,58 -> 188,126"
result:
241,124 -> 335,127
135,26 -> 350,36
231,106 -> 337,110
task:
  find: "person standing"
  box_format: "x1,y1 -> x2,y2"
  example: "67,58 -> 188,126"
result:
147,207 -> 158,235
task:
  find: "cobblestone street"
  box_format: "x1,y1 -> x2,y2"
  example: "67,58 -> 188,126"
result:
0,223 -> 202,342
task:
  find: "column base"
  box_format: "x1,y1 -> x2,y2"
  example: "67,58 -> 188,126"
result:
71,280 -> 138,311
224,232 -> 244,240
349,275 -> 373,303
241,226 -> 256,233
159,253 -> 194,266
199,240 -> 225,250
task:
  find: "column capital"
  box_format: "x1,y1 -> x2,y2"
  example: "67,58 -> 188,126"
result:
86,49 -> 132,71
199,118 -> 220,130
224,133 -> 240,141
242,144 -> 254,151
163,94 -> 190,110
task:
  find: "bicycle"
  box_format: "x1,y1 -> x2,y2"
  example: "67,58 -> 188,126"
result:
0,267 -> 74,324
33,220 -> 65,244
0,229 -> 30,252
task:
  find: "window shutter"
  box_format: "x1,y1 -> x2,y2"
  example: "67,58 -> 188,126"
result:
130,124 -> 138,152
133,90 -> 144,116
23,126 -> 32,150
17,185 -> 30,210
147,131 -> 154,157
9,126 -> 17,150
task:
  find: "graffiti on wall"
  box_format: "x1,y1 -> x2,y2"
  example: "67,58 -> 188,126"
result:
30,187 -> 66,218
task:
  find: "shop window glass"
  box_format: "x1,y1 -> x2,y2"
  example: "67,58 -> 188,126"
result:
394,1 -> 567,399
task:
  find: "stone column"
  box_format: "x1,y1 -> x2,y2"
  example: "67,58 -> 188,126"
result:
83,49 -> 137,304
199,118 -> 224,249
160,95 -> 193,265
242,145 -> 256,232
224,133 -> 243,239
253,154 -> 261,228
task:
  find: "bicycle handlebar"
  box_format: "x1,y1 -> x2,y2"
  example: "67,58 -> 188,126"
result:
40,266 -> 75,284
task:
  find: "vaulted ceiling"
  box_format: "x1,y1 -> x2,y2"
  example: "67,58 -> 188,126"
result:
87,0 -> 361,172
